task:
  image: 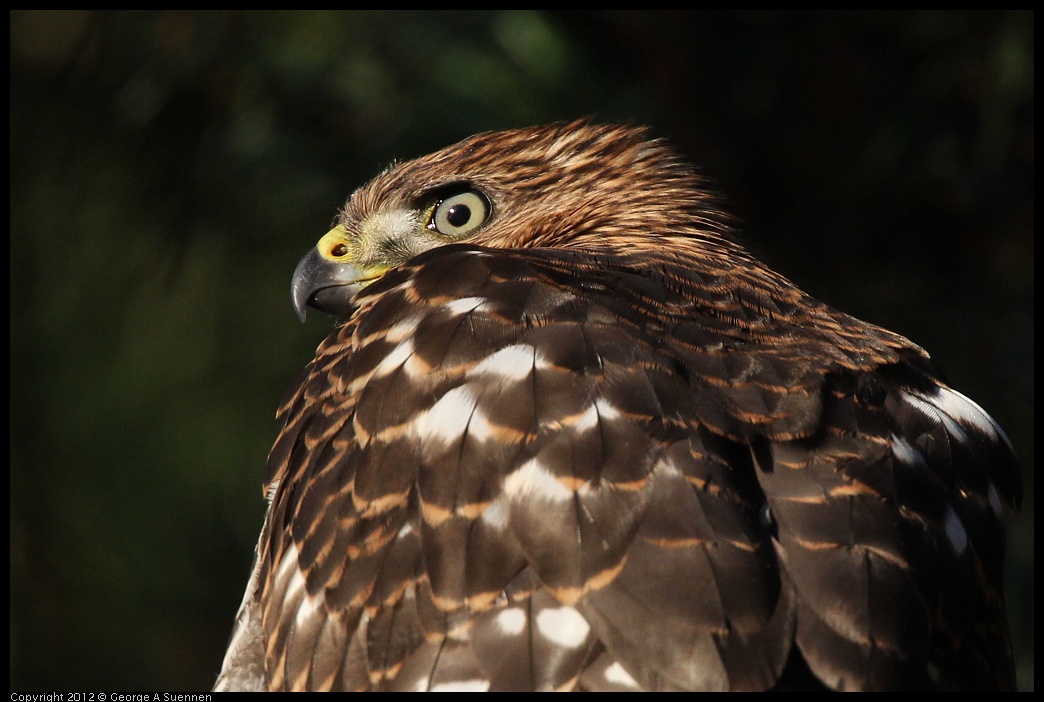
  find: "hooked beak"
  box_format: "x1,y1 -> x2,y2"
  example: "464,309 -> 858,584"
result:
290,227 -> 379,322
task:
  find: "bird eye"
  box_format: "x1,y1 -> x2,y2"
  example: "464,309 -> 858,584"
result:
430,190 -> 490,238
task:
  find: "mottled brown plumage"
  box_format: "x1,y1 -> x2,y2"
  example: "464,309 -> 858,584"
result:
216,121 -> 1020,691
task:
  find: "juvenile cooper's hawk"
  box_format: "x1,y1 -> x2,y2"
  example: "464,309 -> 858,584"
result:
215,121 -> 1020,691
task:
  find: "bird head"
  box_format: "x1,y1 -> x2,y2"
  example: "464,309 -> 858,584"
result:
291,120 -> 732,321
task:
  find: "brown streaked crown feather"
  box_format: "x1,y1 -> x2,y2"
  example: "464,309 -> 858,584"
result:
215,121 -> 1020,692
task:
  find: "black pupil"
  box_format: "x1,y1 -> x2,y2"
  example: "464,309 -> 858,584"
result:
446,203 -> 472,227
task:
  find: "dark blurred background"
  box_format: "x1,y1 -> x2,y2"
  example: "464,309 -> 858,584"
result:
10,10 -> 1033,692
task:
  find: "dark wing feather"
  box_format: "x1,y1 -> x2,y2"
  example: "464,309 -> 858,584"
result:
221,243 -> 1018,692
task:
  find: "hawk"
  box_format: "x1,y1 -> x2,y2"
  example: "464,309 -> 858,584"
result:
215,121 -> 1021,691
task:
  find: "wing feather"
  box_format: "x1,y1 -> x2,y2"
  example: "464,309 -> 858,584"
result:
223,243 -> 1018,691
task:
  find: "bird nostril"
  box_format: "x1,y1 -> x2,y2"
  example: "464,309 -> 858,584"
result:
330,243 -> 348,257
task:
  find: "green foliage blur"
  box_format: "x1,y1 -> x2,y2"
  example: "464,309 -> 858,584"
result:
10,10 -> 1033,692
